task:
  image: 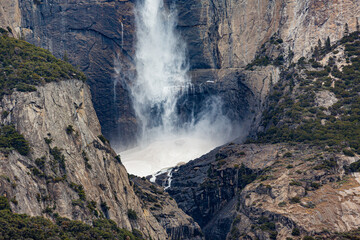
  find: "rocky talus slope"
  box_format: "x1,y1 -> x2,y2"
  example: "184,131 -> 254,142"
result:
131,176 -> 203,240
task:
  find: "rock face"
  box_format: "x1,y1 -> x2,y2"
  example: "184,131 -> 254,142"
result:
161,142 -> 360,240
176,0 -> 360,67
0,0 -> 358,148
131,176 -> 204,240
2,0 -> 139,148
0,0 -> 21,38
0,80 -> 169,239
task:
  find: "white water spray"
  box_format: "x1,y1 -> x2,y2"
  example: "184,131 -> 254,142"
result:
120,0 -> 239,177
131,0 -> 190,137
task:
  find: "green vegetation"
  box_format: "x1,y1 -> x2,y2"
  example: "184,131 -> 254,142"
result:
343,149 -> 355,157
69,182 -> 86,201
257,217 -> 277,240
246,35 -> 285,70
115,155 -> 122,164
291,227 -> 300,236
0,32 -> 86,98
98,135 -> 109,144
82,150 -> 92,169
302,237 -> 315,240
35,156 -> 46,170
289,180 -> 302,186
349,159 -> 360,172
65,125 -> 74,134
313,158 -> 337,170
289,197 -> 301,204
49,147 -> 66,171
248,30 -> 360,155
127,209 -> 138,220
0,125 -> 29,155
0,196 -> 142,239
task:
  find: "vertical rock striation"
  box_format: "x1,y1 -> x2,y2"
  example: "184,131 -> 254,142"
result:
0,80 -> 168,240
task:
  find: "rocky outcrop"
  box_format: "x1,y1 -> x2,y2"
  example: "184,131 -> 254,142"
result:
0,0 -> 21,38
131,176 -> 204,240
160,142 -> 360,239
0,79 -> 169,240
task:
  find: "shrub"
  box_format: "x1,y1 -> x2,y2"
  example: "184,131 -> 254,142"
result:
2,111 -> 9,118
15,83 -> 37,92
66,125 -> 74,134
292,227 -> 300,236
115,155 -> 122,164
0,196 -> 10,210
50,147 -> 66,171
0,125 -> 30,155
0,196 -> 142,239
283,152 -> 293,158
69,182 -> 86,201
303,237 -> 315,240
82,151 -> 92,169
127,209 -> 138,220
35,157 -> 46,169
349,159 -> 360,172
44,137 -> 52,144
289,180 -> 302,186
289,197 -> 301,204
98,135 -> 109,144
343,149 -> 355,157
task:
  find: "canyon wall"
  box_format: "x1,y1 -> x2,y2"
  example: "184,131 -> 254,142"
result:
0,0 -> 358,146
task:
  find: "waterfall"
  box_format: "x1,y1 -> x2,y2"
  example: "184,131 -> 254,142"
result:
131,0 -> 190,139
120,0 -> 238,177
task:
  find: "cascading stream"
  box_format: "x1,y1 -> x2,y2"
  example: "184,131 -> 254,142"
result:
120,0 -> 238,177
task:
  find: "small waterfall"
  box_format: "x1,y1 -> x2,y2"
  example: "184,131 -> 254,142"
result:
120,0 -> 238,177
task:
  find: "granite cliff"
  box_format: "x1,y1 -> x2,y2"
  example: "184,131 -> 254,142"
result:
1,0 -> 358,147
1,1 -> 360,239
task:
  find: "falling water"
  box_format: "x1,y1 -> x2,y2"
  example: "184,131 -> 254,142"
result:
120,0 -> 238,176
130,0 -> 190,137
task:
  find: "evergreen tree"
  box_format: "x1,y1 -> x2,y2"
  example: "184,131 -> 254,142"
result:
357,18 -> 360,32
313,46 -> 319,60
318,39 -> 322,49
325,37 -> 331,51
344,23 -> 349,36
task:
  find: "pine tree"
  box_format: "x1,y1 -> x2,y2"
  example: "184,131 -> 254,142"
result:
344,23 -> 349,36
318,39 -> 322,49
313,46 -> 319,60
325,37 -> 331,51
